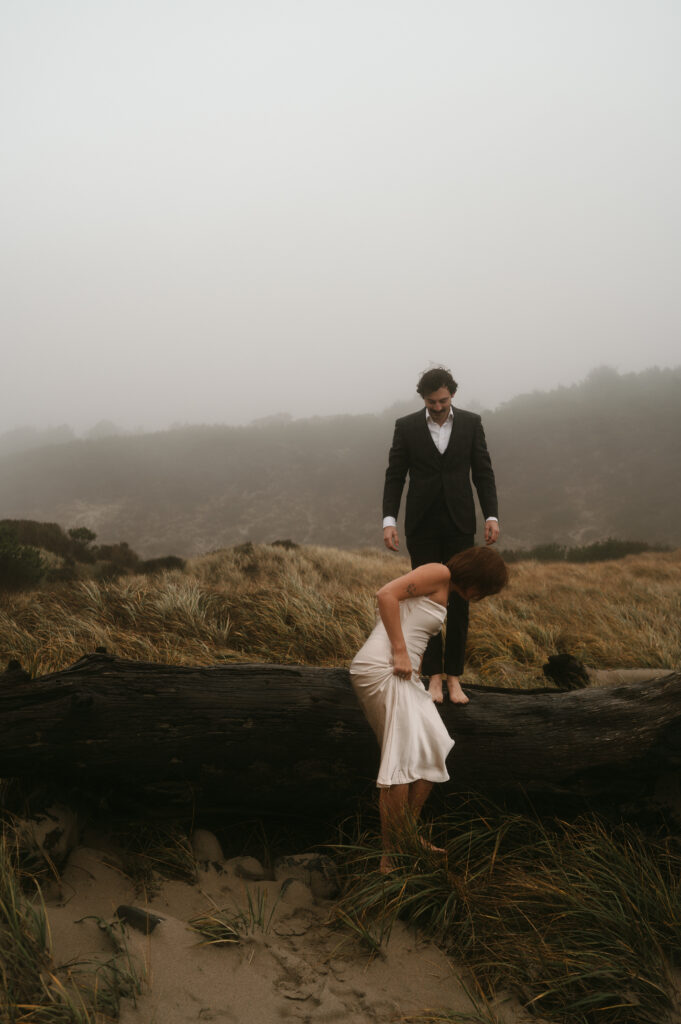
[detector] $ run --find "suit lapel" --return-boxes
[441,408,459,462]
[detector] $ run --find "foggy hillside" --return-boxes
[0,368,679,557]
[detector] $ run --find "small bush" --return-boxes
[0,519,71,556]
[138,555,186,575]
[44,561,80,583]
[0,526,44,591]
[95,541,140,570]
[0,519,104,564]
[67,525,97,563]
[93,560,128,582]
[502,542,567,563]
[67,526,97,547]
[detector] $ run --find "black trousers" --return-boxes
[406,504,474,677]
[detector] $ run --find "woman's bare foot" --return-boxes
[428,675,444,703]
[418,836,446,856]
[447,676,469,705]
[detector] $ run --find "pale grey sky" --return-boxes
[2,0,680,434]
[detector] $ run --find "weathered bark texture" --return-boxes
[1,654,679,819]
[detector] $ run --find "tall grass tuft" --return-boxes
[107,822,198,897]
[0,830,51,1020]
[334,797,681,1024]
[1,826,140,1022]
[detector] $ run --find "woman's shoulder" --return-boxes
[408,562,451,598]
[417,562,450,582]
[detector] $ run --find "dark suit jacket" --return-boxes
[382,407,498,538]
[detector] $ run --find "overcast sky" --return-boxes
[2,0,680,434]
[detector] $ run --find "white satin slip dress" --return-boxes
[349,595,455,789]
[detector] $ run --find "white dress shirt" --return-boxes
[382,408,498,529]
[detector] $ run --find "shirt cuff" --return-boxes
[382,516,397,529]
[485,517,499,522]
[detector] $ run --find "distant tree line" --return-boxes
[500,538,673,564]
[0,367,679,555]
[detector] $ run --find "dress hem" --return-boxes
[376,770,451,789]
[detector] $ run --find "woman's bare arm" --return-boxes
[376,564,450,678]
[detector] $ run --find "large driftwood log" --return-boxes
[1,654,679,819]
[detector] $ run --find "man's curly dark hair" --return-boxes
[416,366,458,397]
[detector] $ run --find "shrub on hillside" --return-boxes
[0,519,152,574]
[93,560,128,582]
[44,556,80,583]
[0,519,102,564]
[0,525,44,591]
[502,542,567,563]
[139,555,186,575]
[96,542,140,570]
[67,526,98,563]
[67,526,97,547]
[0,519,71,557]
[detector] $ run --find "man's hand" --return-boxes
[484,520,500,546]
[383,526,400,551]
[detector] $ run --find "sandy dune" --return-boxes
[41,836,525,1024]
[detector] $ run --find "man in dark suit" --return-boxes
[382,366,499,704]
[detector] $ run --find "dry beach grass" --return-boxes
[334,798,681,1024]
[1,543,681,1022]
[3,798,680,1024]
[1,543,679,681]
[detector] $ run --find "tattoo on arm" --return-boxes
[406,583,416,597]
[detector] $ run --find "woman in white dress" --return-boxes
[350,546,508,872]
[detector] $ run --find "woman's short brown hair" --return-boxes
[446,546,509,597]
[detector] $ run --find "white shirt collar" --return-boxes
[425,407,454,427]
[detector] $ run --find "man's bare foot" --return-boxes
[380,854,396,874]
[428,675,444,703]
[447,676,469,705]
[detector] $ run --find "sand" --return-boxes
[39,833,528,1024]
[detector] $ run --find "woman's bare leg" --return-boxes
[408,779,445,854]
[407,779,433,817]
[379,781,446,870]
[379,784,409,873]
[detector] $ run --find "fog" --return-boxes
[2,0,680,434]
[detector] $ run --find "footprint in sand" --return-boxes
[271,947,326,1002]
